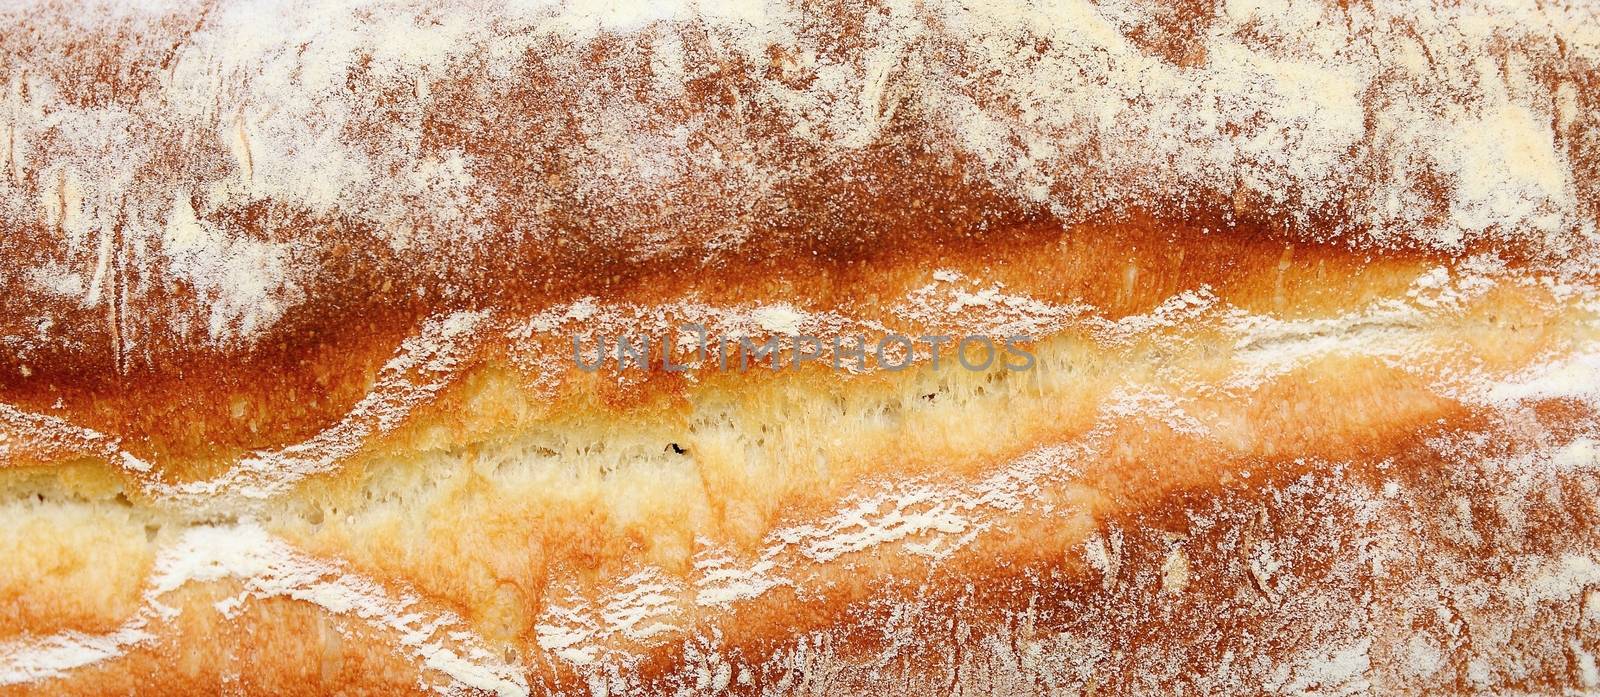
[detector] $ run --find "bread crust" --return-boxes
[2,0,1599,694]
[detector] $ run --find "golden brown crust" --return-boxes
[0,219,1475,474]
[2,0,1600,694]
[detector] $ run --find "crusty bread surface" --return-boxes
[2,1,1600,695]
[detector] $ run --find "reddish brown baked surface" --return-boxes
[1,1,1598,694]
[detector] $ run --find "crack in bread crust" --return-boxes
[2,236,1597,693]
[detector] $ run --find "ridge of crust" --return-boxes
[1,0,1597,367]
[0,219,1542,471]
[4,371,1599,695]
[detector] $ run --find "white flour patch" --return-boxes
[0,521,528,697]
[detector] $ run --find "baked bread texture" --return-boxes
[2,0,1599,695]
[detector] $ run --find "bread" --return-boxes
[1,0,1598,694]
